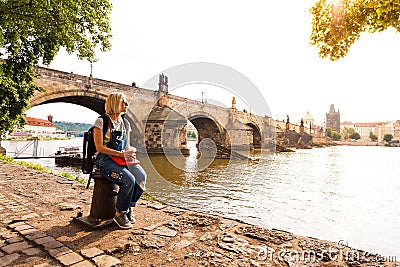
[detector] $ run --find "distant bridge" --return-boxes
[31,66,276,157]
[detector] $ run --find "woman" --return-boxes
[93,92,147,229]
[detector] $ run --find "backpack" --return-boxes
[82,114,109,175]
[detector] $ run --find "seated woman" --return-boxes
[93,92,147,229]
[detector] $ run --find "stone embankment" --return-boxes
[0,161,397,267]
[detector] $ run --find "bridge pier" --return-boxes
[225,124,254,150]
[145,106,189,155]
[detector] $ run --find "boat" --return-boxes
[55,146,82,167]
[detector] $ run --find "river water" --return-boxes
[2,139,399,258]
[2,138,88,179]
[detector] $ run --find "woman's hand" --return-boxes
[123,150,136,161]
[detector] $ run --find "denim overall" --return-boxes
[96,119,146,212]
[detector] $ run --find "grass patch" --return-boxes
[18,161,50,173]
[142,192,156,201]
[0,155,86,184]
[57,172,87,184]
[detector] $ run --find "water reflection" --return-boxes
[144,145,400,258]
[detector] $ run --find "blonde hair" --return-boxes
[105,92,126,114]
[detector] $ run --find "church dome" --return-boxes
[302,111,314,121]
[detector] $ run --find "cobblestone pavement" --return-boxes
[1,221,120,267]
[0,164,122,267]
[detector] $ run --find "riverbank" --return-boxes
[333,140,380,146]
[4,137,71,141]
[0,162,396,266]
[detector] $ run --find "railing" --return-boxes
[12,138,39,158]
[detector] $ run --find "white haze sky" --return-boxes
[27,0,400,125]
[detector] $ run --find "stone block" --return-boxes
[147,203,166,210]
[19,228,40,236]
[0,253,20,266]
[48,246,73,257]
[14,224,33,232]
[80,247,104,258]
[92,254,121,267]
[6,236,24,243]
[153,226,177,237]
[42,240,64,250]
[34,236,56,245]
[25,231,47,241]
[56,252,84,266]
[140,235,168,249]
[1,241,32,254]
[33,263,54,267]
[22,247,42,256]
[70,260,95,267]
[7,221,26,229]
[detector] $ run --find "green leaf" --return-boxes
[0,0,112,138]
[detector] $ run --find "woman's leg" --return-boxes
[98,158,135,212]
[128,164,147,206]
[131,183,144,207]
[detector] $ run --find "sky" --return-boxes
[27,0,400,125]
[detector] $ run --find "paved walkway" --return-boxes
[1,221,120,266]
[0,164,121,267]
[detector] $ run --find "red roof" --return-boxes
[341,121,354,125]
[25,117,55,128]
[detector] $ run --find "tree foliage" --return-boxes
[326,127,333,137]
[341,127,361,140]
[310,0,400,60]
[0,0,112,138]
[369,131,378,141]
[331,131,342,140]
[53,121,92,132]
[350,132,361,140]
[383,133,393,142]
[341,126,355,139]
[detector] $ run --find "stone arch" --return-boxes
[29,90,108,114]
[188,113,230,148]
[29,91,144,148]
[246,123,262,148]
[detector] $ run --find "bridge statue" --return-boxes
[231,96,236,109]
[285,115,290,132]
[157,73,169,107]
[299,118,304,134]
[158,73,168,93]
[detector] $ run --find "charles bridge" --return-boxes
[29,66,314,157]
